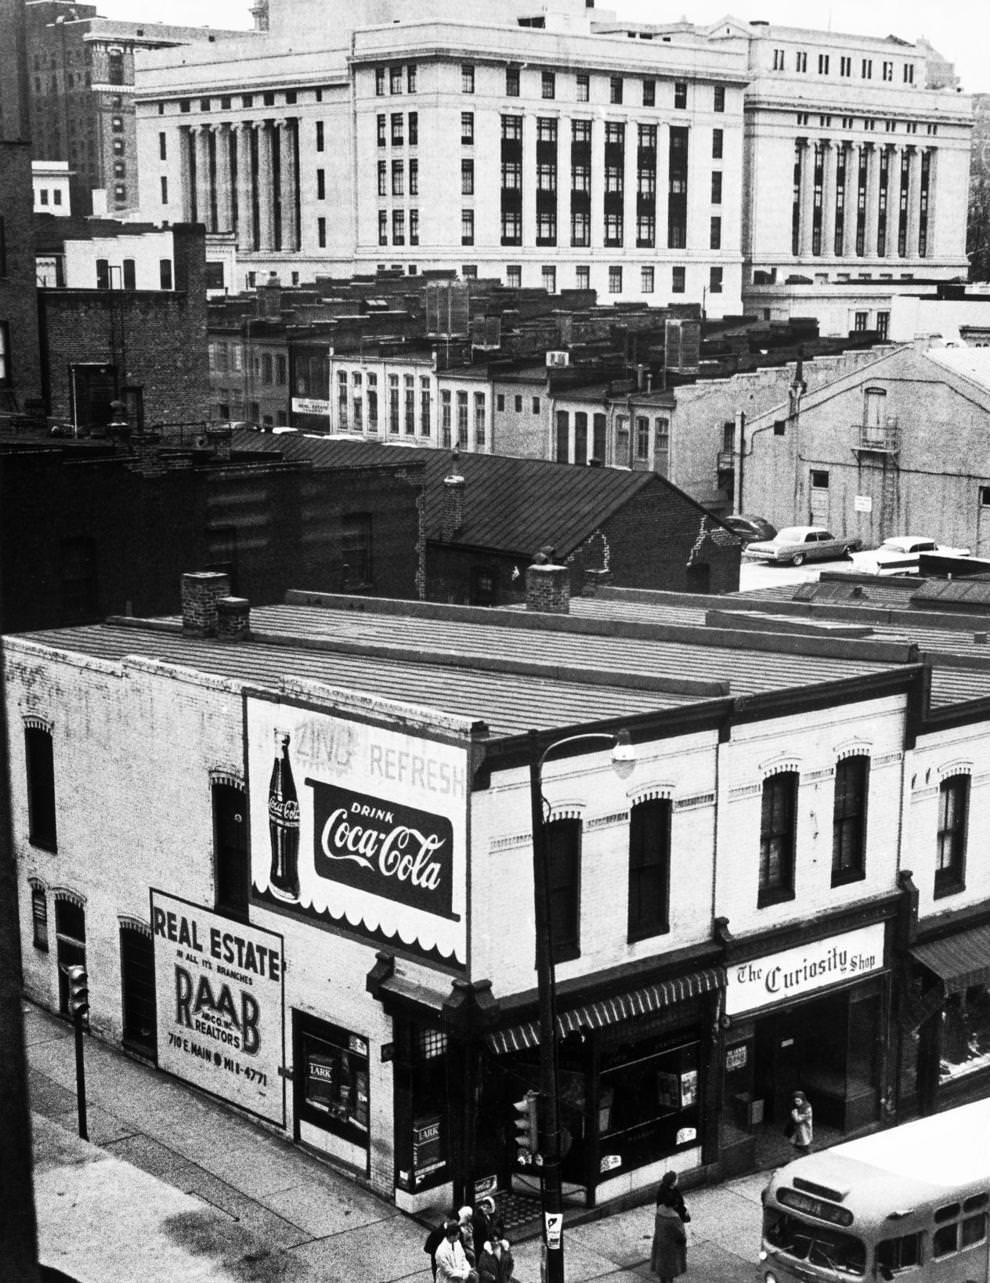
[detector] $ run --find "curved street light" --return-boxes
[527,727,636,1283]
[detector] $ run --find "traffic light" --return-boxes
[66,965,89,1018]
[513,1089,539,1165]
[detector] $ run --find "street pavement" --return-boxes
[26,1003,768,1283]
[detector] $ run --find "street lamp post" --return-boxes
[528,727,635,1283]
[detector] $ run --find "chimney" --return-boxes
[216,596,251,642]
[440,450,465,541]
[181,571,231,636]
[525,562,571,614]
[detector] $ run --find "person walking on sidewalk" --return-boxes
[435,1219,480,1283]
[651,1182,688,1282]
[788,1090,814,1156]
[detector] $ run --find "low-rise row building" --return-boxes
[8,570,990,1215]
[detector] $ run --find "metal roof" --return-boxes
[230,430,676,558]
[15,592,902,743]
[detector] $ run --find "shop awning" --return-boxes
[910,923,990,994]
[485,966,725,1056]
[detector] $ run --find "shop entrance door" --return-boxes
[754,1015,801,1128]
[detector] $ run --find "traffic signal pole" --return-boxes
[73,1004,87,1141]
[66,965,89,1140]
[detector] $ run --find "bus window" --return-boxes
[876,1233,922,1273]
[933,1222,958,1258]
[765,1211,866,1276]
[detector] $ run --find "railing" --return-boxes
[854,420,900,452]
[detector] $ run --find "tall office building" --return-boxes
[134,0,971,316]
[26,0,247,215]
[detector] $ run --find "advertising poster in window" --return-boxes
[150,890,285,1125]
[246,695,469,969]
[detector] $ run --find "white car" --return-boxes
[850,536,972,576]
[745,525,862,566]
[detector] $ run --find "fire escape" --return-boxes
[852,417,900,539]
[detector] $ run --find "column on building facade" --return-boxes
[589,115,605,252]
[213,124,233,233]
[840,142,856,259]
[521,113,538,248]
[194,125,213,232]
[863,142,880,258]
[277,118,299,252]
[179,126,194,223]
[820,140,836,260]
[906,145,922,262]
[883,144,898,258]
[798,138,815,258]
[922,147,937,258]
[234,122,256,250]
[255,120,276,252]
[654,120,670,263]
[623,116,638,264]
[557,115,572,265]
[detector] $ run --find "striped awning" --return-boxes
[485,966,725,1056]
[911,924,990,994]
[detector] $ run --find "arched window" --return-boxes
[759,771,798,906]
[832,755,869,886]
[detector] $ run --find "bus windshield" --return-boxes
[765,1209,867,1277]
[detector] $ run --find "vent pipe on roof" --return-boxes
[440,449,466,541]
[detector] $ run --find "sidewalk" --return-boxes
[26,999,767,1281]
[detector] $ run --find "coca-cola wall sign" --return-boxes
[150,890,285,1126]
[247,696,469,969]
[309,781,456,919]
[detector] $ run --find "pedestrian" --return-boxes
[424,1209,457,1281]
[789,1090,814,1156]
[657,1170,690,1224]
[650,1194,687,1282]
[471,1196,502,1261]
[435,1219,480,1283]
[477,1235,514,1283]
[457,1205,478,1265]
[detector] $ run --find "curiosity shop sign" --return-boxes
[725,923,885,1017]
[309,781,456,918]
[151,891,285,1125]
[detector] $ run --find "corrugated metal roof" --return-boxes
[15,595,899,742]
[231,429,669,557]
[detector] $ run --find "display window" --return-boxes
[597,1036,700,1173]
[939,985,990,1084]
[298,1018,369,1149]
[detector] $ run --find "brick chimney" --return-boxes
[181,571,231,636]
[440,450,465,541]
[525,562,571,614]
[216,596,251,642]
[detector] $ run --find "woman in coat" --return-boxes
[476,1236,514,1283]
[789,1091,814,1156]
[650,1197,688,1281]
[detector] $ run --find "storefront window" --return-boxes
[300,1021,369,1147]
[598,1036,699,1174]
[939,985,990,1083]
[412,1028,448,1186]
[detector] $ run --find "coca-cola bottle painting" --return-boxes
[268,730,300,902]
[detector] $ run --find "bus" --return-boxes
[759,1099,990,1281]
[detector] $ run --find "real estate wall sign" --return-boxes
[151,890,285,1125]
[247,695,469,969]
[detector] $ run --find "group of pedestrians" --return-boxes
[650,1090,815,1281]
[424,1197,515,1283]
[425,1090,816,1282]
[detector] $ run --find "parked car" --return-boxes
[722,514,778,545]
[850,535,972,576]
[745,525,862,566]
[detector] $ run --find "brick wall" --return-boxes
[0,142,43,410]
[39,224,209,427]
[0,450,422,632]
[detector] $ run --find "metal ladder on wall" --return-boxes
[878,457,898,540]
